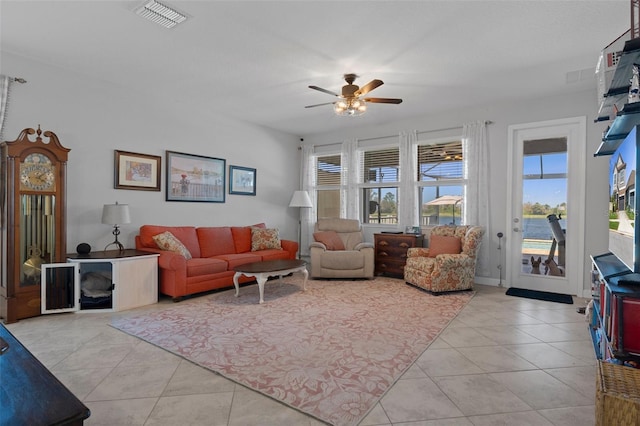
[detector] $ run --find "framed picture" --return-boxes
[166,151,226,202]
[229,165,256,196]
[114,150,161,191]
[405,226,421,235]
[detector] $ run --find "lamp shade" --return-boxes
[101,202,131,225]
[289,191,312,208]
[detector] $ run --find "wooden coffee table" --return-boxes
[233,259,308,304]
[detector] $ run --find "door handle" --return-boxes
[513,228,520,232]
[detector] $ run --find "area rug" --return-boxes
[506,287,573,304]
[110,277,473,426]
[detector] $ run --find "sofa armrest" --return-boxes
[280,239,298,259]
[434,253,473,269]
[407,247,430,258]
[310,242,327,251]
[354,242,374,251]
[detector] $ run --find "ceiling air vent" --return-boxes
[135,0,188,29]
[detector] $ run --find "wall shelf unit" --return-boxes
[596,37,640,157]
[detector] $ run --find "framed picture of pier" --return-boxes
[166,151,226,203]
[114,150,161,191]
[229,165,256,196]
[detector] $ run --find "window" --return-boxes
[417,140,465,225]
[315,154,341,218]
[361,147,399,224]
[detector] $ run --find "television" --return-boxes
[609,126,640,273]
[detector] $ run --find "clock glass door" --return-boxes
[20,194,56,288]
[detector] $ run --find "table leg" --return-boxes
[256,273,267,304]
[233,272,241,297]
[301,268,308,291]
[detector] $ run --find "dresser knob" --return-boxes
[379,252,388,257]
[379,241,389,246]
[399,243,409,248]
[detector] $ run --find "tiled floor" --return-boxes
[5,283,597,426]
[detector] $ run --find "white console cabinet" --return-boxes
[41,249,158,314]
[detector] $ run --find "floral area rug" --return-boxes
[110,276,473,426]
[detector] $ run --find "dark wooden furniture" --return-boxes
[374,233,424,277]
[0,324,90,425]
[1,126,70,324]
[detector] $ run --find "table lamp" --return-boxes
[102,201,131,251]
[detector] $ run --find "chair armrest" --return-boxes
[310,242,327,251]
[407,247,430,258]
[354,242,374,250]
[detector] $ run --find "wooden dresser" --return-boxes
[374,233,424,277]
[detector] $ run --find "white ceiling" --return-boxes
[0,1,632,136]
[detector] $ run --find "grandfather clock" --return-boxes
[0,126,69,323]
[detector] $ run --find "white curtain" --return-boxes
[399,130,418,229]
[300,145,315,257]
[0,75,12,140]
[463,120,491,276]
[342,138,359,219]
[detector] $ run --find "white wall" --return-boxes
[2,51,611,295]
[1,52,302,251]
[304,89,611,295]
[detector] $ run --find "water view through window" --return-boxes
[521,139,567,275]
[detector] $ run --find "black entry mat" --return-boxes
[505,287,573,304]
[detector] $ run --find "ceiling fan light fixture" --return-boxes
[334,98,366,116]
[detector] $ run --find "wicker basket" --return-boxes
[596,361,640,426]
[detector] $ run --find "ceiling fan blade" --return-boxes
[309,85,340,97]
[355,79,383,96]
[364,97,403,104]
[304,102,336,108]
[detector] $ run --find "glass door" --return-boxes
[507,118,586,296]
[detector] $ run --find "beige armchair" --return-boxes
[404,225,484,293]
[309,218,374,279]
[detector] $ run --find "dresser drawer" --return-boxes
[374,234,423,277]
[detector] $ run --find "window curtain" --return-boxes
[399,130,418,229]
[300,144,315,257]
[342,138,359,219]
[0,75,12,140]
[463,120,490,276]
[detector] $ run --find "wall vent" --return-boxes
[135,0,188,29]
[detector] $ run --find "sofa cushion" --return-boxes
[213,253,262,269]
[231,223,266,253]
[313,231,346,251]
[139,225,201,258]
[153,231,193,259]
[428,235,462,257]
[256,249,291,261]
[320,250,364,269]
[186,258,228,277]
[197,227,236,257]
[251,227,281,251]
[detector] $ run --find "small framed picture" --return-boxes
[114,150,161,191]
[229,165,256,196]
[405,226,421,235]
[166,151,226,202]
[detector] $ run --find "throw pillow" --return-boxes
[313,231,346,251]
[251,227,281,251]
[428,234,462,257]
[152,231,193,259]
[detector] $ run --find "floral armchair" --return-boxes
[404,225,484,294]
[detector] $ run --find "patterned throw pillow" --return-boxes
[251,228,281,251]
[428,234,462,257]
[313,231,346,251]
[152,231,193,259]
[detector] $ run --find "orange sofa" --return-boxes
[135,224,297,300]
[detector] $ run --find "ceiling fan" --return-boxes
[305,74,403,116]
